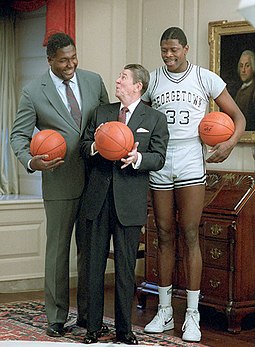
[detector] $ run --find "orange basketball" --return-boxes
[199,112,235,146]
[95,121,134,161]
[30,129,67,161]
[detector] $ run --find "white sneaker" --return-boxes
[144,305,174,333]
[182,308,201,342]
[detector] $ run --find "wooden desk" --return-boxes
[137,170,255,333]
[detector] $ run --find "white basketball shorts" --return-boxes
[149,137,206,190]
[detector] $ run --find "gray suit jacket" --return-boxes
[80,101,169,226]
[10,68,109,200]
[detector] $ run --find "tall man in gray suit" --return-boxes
[10,33,109,337]
[80,64,169,344]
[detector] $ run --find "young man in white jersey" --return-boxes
[142,27,246,342]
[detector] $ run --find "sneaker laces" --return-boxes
[150,306,172,324]
[150,308,165,324]
[182,309,200,332]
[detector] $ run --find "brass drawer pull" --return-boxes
[209,279,221,288]
[152,238,158,249]
[152,268,158,277]
[210,248,223,259]
[210,224,222,236]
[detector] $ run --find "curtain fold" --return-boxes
[10,0,75,46]
[11,0,46,12]
[11,0,76,45]
[43,0,76,45]
[0,16,19,195]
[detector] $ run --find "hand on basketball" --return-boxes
[30,155,64,171]
[206,140,234,163]
[94,123,106,136]
[121,142,139,169]
[93,123,106,152]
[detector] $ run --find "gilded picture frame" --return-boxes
[208,20,255,143]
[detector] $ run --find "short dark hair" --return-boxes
[160,27,187,47]
[46,33,75,58]
[124,64,150,95]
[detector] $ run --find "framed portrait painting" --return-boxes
[208,20,255,143]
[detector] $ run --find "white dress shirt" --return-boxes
[119,99,142,168]
[49,69,82,111]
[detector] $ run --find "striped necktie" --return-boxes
[63,80,82,128]
[118,107,129,124]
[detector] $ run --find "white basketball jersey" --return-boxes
[142,62,226,140]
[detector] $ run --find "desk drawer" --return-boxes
[200,219,234,240]
[201,238,230,269]
[201,266,230,300]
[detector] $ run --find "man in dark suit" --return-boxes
[10,33,109,337]
[80,64,169,344]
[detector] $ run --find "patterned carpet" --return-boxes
[0,301,209,346]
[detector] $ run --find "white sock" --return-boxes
[158,285,172,307]
[186,289,200,310]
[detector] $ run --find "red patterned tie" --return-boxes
[63,80,82,128]
[118,107,129,124]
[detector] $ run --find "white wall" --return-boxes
[0,197,46,292]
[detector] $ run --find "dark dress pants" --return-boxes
[86,187,141,333]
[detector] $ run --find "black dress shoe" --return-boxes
[46,323,65,337]
[116,331,138,345]
[83,330,102,344]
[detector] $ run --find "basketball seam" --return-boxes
[45,142,66,153]
[99,126,131,151]
[32,133,57,155]
[199,123,234,132]
[97,124,134,151]
[95,122,134,160]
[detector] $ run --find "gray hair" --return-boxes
[237,50,255,75]
[124,64,150,95]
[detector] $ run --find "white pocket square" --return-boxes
[136,128,149,133]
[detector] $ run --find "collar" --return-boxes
[49,69,78,88]
[120,98,141,114]
[241,80,253,90]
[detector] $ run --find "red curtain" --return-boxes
[11,0,76,46]
[11,0,46,12]
[43,0,76,46]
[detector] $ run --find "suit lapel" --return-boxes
[107,103,121,122]
[106,101,146,128]
[76,70,90,132]
[99,101,145,131]
[127,101,145,131]
[41,72,79,132]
